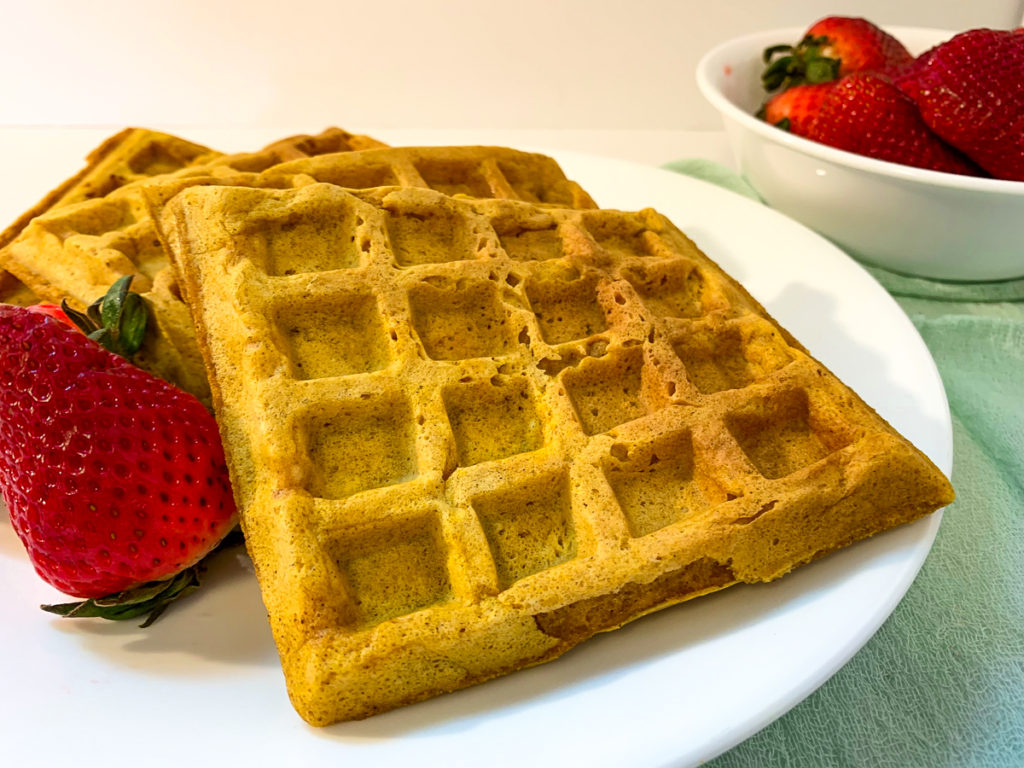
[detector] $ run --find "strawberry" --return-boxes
[891,46,938,103]
[25,302,78,330]
[762,16,914,91]
[897,28,1024,181]
[758,81,834,137]
[0,280,237,624]
[808,72,983,176]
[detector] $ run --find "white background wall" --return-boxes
[3,1,1023,132]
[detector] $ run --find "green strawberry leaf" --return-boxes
[60,302,96,335]
[40,528,245,627]
[42,567,201,627]
[61,275,149,359]
[761,34,841,92]
[762,43,795,64]
[98,274,131,330]
[118,291,149,355]
[761,54,796,91]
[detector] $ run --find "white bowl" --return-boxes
[696,26,1024,282]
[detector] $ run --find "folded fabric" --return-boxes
[661,160,1024,768]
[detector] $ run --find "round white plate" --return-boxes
[0,145,952,768]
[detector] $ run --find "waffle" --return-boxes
[0,143,591,403]
[0,128,218,307]
[0,125,386,252]
[0,127,387,400]
[0,271,39,306]
[257,145,596,209]
[0,127,215,253]
[0,126,385,307]
[161,181,954,725]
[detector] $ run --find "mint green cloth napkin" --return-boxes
[662,159,1024,767]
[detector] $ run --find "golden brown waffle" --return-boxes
[0,144,592,403]
[0,125,386,310]
[258,145,596,209]
[0,128,217,307]
[161,181,954,725]
[0,271,39,306]
[0,127,215,253]
[0,125,386,252]
[0,128,389,401]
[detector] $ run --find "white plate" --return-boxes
[0,142,952,768]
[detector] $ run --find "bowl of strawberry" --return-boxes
[696,17,1024,282]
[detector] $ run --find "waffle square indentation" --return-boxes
[563,347,646,435]
[623,261,707,319]
[525,275,608,345]
[496,161,571,205]
[386,205,476,266]
[302,395,417,499]
[603,430,708,537]
[260,205,363,276]
[582,211,650,260]
[472,471,576,589]
[443,377,543,467]
[335,514,452,629]
[127,140,198,176]
[726,389,853,479]
[414,159,493,198]
[42,199,131,239]
[408,281,513,360]
[497,225,564,262]
[273,294,391,379]
[672,324,793,394]
[313,163,399,189]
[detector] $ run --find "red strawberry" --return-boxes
[25,302,77,330]
[759,81,834,136]
[0,285,236,624]
[891,46,939,103]
[898,28,1024,181]
[804,16,914,74]
[808,72,984,176]
[762,16,913,91]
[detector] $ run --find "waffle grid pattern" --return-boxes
[0,144,592,402]
[0,128,216,305]
[165,182,953,724]
[0,126,381,307]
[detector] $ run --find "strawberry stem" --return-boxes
[61,275,149,359]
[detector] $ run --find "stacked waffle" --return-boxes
[3,128,954,725]
[0,131,588,403]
